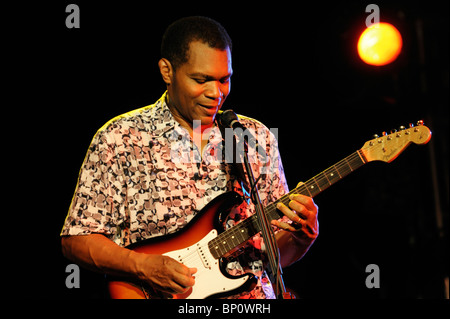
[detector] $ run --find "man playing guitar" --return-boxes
[61,16,319,299]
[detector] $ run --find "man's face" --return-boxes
[166,41,232,129]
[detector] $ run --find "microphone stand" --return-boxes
[240,135,290,299]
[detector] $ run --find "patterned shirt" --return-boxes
[61,92,289,298]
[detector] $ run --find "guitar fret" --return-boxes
[307,179,320,194]
[300,184,313,197]
[229,225,246,246]
[316,174,332,191]
[209,218,257,259]
[325,167,340,184]
[339,159,353,177]
[347,159,354,170]
[333,164,342,178]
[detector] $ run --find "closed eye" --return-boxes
[190,72,232,85]
[193,78,207,84]
[220,76,231,84]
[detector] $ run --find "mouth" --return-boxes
[198,103,219,115]
[199,103,218,109]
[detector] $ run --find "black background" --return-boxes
[5,1,448,299]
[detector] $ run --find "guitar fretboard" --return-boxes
[208,150,366,259]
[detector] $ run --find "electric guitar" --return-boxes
[107,122,432,299]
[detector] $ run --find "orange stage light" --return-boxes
[357,22,403,66]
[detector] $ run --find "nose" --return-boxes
[204,81,223,101]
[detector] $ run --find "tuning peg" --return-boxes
[382,131,388,136]
[372,134,379,139]
[409,123,415,128]
[417,120,424,126]
[399,125,406,130]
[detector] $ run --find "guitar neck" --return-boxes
[272,149,366,209]
[209,150,367,259]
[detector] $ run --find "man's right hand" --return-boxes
[135,254,197,294]
[61,234,196,296]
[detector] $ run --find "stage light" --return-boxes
[357,22,402,66]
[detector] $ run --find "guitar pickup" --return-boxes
[197,243,211,269]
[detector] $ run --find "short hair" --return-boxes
[161,16,232,70]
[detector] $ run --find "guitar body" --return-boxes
[107,191,257,299]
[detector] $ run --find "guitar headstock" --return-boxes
[360,121,432,163]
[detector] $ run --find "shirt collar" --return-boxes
[153,91,223,144]
[151,91,183,138]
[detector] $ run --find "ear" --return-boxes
[158,58,174,85]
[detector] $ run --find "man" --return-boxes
[61,16,318,299]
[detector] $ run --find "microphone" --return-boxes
[218,109,246,131]
[217,109,267,161]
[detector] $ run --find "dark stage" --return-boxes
[4,1,448,300]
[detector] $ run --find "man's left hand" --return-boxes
[272,190,319,241]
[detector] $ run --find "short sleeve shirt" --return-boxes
[61,92,289,298]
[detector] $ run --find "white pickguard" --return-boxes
[163,229,251,299]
